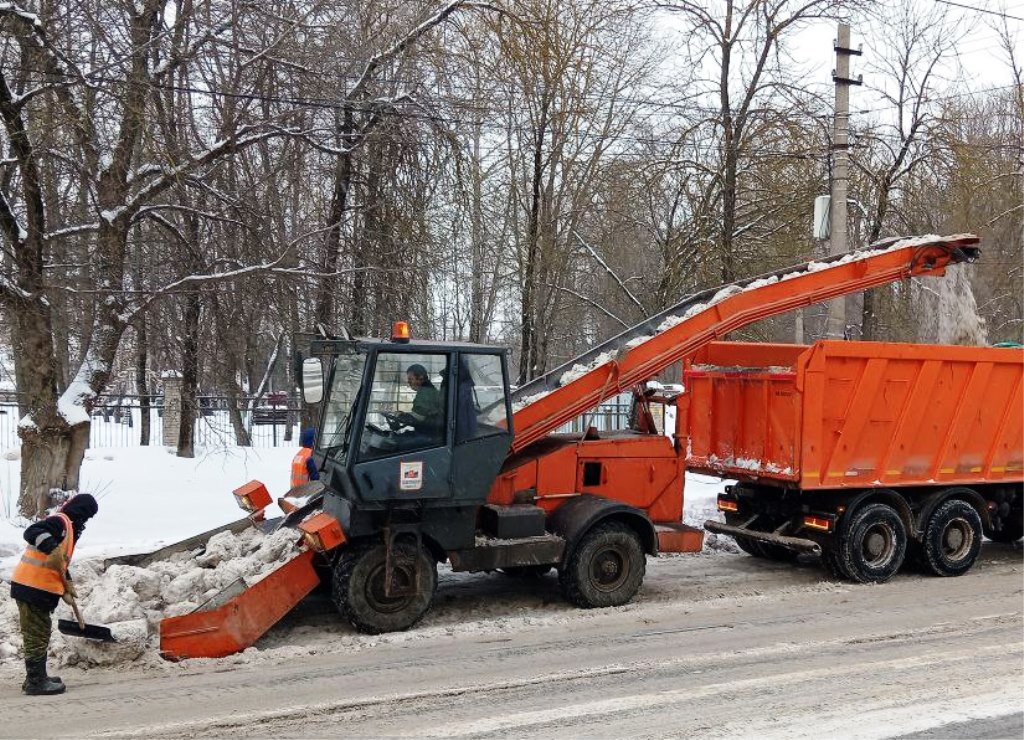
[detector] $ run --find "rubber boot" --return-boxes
[21,658,65,696]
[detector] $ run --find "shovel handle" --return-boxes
[59,571,86,630]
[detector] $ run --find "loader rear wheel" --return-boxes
[559,521,645,609]
[837,503,907,584]
[332,542,437,634]
[922,499,982,577]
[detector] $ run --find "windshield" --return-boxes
[318,348,366,461]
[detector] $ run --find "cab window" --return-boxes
[359,353,448,461]
[455,353,509,444]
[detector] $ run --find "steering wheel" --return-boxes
[382,411,405,429]
[365,422,390,436]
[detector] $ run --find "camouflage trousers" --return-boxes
[17,601,51,661]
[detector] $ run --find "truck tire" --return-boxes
[821,548,849,580]
[559,521,646,608]
[837,503,907,584]
[922,499,983,577]
[332,542,437,634]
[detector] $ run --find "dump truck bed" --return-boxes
[685,341,1024,490]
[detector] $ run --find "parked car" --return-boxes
[252,391,289,425]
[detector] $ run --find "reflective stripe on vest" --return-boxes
[11,512,75,596]
[290,448,312,489]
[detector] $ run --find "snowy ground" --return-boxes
[0,445,296,573]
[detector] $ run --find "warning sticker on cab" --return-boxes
[399,461,423,491]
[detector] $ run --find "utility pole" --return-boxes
[826,23,862,339]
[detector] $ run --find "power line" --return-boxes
[934,0,1024,21]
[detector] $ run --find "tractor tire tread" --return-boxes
[559,521,646,609]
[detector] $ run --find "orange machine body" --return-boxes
[488,432,688,525]
[685,340,1024,490]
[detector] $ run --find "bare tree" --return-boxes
[0,0,303,514]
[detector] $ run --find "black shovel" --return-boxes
[56,573,117,643]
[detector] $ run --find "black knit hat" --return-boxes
[61,493,99,522]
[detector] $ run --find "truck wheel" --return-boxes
[837,503,907,584]
[332,542,437,634]
[821,548,849,580]
[922,499,983,577]
[559,521,646,608]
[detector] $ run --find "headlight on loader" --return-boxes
[233,480,272,514]
[298,512,346,552]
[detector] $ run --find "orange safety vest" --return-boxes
[11,512,75,596]
[290,448,312,489]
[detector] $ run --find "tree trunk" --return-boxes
[177,291,201,458]
[316,107,355,331]
[135,320,151,446]
[518,98,550,385]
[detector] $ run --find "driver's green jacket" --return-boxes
[410,386,442,430]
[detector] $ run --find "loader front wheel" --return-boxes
[559,521,645,608]
[332,542,437,634]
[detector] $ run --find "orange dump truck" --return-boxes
[689,340,1024,582]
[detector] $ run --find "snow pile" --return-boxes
[0,526,301,668]
[683,472,738,554]
[1,445,294,579]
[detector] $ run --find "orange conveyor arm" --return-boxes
[509,234,981,453]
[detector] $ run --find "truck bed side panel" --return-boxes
[686,341,1024,489]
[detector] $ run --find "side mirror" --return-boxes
[302,357,324,404]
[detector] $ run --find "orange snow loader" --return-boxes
[158,234,1019,660]
[689,339,1023,579]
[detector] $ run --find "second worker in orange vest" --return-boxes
[290,427,320,490]
[9,493,99,696]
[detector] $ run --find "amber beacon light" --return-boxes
[391,321,411,342]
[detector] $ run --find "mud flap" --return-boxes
[158,550,319,660]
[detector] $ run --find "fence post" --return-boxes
[162,372,182,446]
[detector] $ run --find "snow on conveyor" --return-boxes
[512,234,949,413]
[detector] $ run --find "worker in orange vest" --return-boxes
[9,493,98,695]
[290,427,319,490]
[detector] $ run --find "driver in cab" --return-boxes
[389,364,443,446]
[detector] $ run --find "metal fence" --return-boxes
[0,395,301,450]
[0,393,640,449]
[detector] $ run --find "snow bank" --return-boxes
[0,445,294,578]
[0,526,301,668]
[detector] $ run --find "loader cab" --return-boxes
[304,331,514,517]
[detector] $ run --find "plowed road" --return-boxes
[2,544,1022,739]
